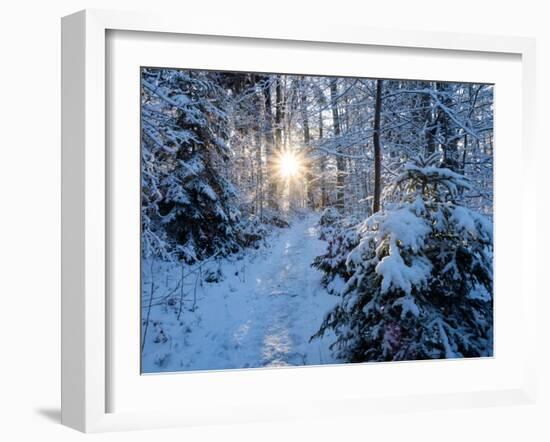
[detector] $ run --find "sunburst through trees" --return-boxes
[140,67,494,373]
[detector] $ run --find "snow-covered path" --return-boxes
[142,213,339,373]
[239,214,335,368]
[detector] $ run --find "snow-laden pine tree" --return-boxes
[141,68,242,262]
[312,154,493,362]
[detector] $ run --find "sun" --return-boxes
[278,150,301,178]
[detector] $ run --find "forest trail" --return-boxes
[141,212,340,373]
[247,213,335,367]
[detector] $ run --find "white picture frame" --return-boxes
[61,9,538,433]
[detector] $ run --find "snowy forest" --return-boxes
[140,67,494,373]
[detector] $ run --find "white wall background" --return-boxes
[0,1,547,440]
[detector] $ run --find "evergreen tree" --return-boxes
[141,68,241,262]
[312,154,493,361]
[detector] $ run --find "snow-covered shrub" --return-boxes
[317,207,343,242]
[313,217,360,293]
[237,215,272,249]
[318,207,341,227]
[203,266,225,283]
[260,207,290,229]
[312,154,493,362]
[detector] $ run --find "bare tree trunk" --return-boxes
[422,81,437,156]
[275,76,284,150]
[437,82,459,170]
[317,84,328,208]
[274,76,290,209]
[254,127,264,217]
[372,79,383,214]
[262,80,278,210]
[330,78,345,211]
[300,77,314,209]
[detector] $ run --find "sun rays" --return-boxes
[278,151,300,177]
[275,149,304,179]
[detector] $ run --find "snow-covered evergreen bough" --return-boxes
[312,154,493,362]
[141,68,269,263]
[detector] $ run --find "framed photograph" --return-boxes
[61,9,537,432]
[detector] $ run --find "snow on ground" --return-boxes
[141,212,340,373]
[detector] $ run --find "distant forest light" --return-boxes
[277,150,301,178]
